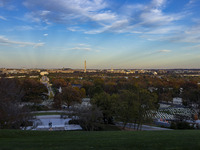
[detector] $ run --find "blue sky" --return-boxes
[0,0,200,69]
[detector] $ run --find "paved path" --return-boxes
[34,115,82,131]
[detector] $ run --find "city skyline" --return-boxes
[0,0,200,69]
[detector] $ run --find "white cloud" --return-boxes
[89,11,117,22]
[163,24,200,43]
[85,19,132,34]
[67,27,77,32]
[78,43,90,47]
[0,36,44,48]
[15,25,34,31]
[0,15,6,20]
[0,0,16,10]
[22,0,196,44]
[71,47,91,51]
[8,25,48,31]
[146,26,184,34]
[140,9,181,26]
[24,12,42,23]
[189,45,200,49]
[43,34,48,36]
[151,0,166,8]
[158,49,171,53]
[69,43,101,52]
[67,26,84,32]
[185,24,200,35]
[185,0,197,9]
[23,0,110,24]
[70,43,92,51]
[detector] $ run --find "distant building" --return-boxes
[173,97,183,105]
[29,76,39,78]
[74,98,91,108]
[81,98,91,107]
[58,87,62,93]
[153,72,158,75]
[159,102,171,108]
[47,69,74,73]
[40,71,49,76]
[72,84,82,89]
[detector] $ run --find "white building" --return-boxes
[173,97,183,105]
[40,71,49,76]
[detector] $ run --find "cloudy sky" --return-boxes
[0,0,200,69]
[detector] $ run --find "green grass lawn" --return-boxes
[0,130,200,150]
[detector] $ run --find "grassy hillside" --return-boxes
[0,130,200,150]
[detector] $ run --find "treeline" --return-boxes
[51,75,200,130]
[1,75,200,130]
[51,75,200,104]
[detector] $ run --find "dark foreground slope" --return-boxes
[0,130,200,150]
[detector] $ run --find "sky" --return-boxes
[0,0,200,69]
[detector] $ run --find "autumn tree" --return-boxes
[51,78,68,88]
[54,86,81,109]
[21,79,48,104]
[82,80,94,96]
[104,81,117,94]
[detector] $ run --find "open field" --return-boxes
[0,130,200,150]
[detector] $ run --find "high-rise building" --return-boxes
[84,60,86,73]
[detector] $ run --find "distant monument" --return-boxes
[84,60,86,73]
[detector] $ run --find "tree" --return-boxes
[80,88,86,98]
[54,86,81,109]
[115,90,139,129]
[0,99,32,129]
[114,89,158,130]
[181,81,200,106]
[0,78,32,129]
[70,105,103,131]
[82,80,94,96]
[91,92,116,124]
[51,78,68,88]
[89,85,104,98]
[181,81,200,118]
[104,81,117,94]
[74,87,86,98]
[171,114,194,129]
[21,79,48,103]
[134,89,158,130]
